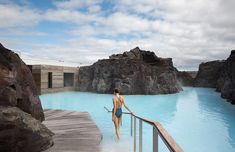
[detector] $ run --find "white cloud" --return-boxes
[0,0,234,70]
[53,0,102,10]
[88,5,102,14]
[0,29,48,37]
[69,25,96,37]
[0,4,41,28]
[106,12,150,34]
[114,0,159,14]
[44,9,104,25]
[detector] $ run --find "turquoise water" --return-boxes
[40,87,235,152]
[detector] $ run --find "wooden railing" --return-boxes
[104,107,183,152]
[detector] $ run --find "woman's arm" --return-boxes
[122,97,132,113]
[112,99,116,121]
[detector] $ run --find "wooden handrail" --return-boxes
[104,106,183,152]
[154,122,183,152]
[132,113,183,152]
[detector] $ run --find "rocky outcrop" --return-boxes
[216,50,235,104]
[177,71,195,86]
[0,107,54,152]
[0,44,44,121]
[192,50,235,104]
[194,60,225,87]
[78,47,182,94]
[0,43,53,151]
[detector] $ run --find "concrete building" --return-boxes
[28,65,79,95]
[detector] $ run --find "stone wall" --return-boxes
[30,65,79,94]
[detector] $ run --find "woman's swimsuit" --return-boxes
[113,97,122,118]
[115,108,122,118]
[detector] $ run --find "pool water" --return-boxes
[40,87,235,152]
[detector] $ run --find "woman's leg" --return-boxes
[117,117,121,138]
[113,117,120,140]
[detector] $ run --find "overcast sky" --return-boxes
[0,0,234,70]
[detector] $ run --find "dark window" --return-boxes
[64,73,74,87]
[48,72,52,88]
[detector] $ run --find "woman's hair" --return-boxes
[114,88,120,94]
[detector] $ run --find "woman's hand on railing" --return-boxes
[129,111,134,115]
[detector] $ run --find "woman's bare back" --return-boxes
[114,96,123,109]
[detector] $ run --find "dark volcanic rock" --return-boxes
[191,50,235,104]
[177,71,194,86]
[78,47,182,94]
[194,60,225,87]
[0,43,53,151]
[216,50,235,104]
[0,43,44,121]
[0,106,54,152]
[78,66,94,91]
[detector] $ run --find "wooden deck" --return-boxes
[43,109,102,152]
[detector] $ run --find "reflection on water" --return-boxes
[40,87,235,152]
[196,88,235,151]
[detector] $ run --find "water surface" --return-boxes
[40,87,235,152]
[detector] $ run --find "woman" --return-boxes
[112,88,132,140]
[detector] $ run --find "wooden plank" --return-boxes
[43,109,102,152]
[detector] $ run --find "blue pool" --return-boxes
[40,87,235,152]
